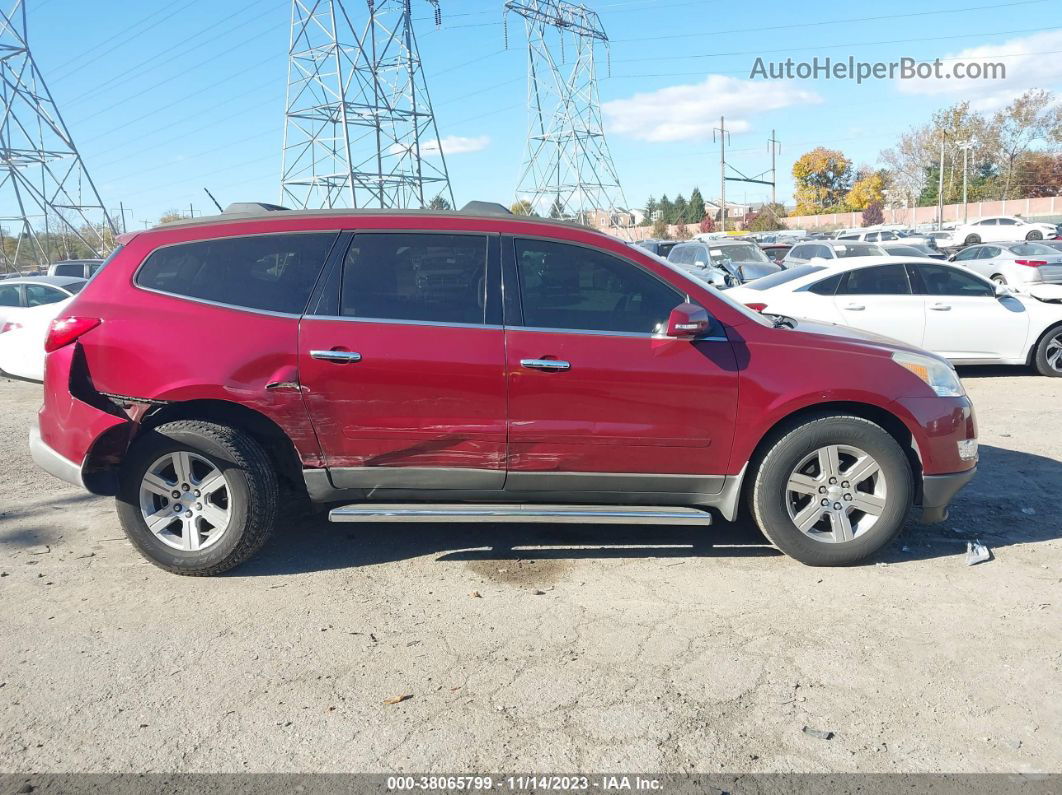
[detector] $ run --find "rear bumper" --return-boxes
[919,466,977,523]
[29,420,85,488]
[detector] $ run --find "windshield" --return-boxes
[1007,242,1057,256]
[746,265,826,291]
[834,242,885,257]
[708,242,769,264]
[883,245,925,257]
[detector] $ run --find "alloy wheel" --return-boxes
[138,451,231,551]
[785,444,887,543]
[1045,332,1062,374]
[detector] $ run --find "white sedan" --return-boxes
[0,297,72,381]
[951,216,1058,246]
[726,256,1062,377]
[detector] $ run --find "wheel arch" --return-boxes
[1027,320,1062,366]
[739,401,923,515]
[82,398,306,498]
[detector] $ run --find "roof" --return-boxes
[0,274,87,288]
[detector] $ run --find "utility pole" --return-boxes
[937,129,947,230]
[713,116,730,231]
[958,140,974,223]
[767,129,781,206]
[118,202,132,234]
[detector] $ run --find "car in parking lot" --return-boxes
[47,259,105,279]
[759,242,792,265]
[666,239,781,286]
[880,241,947,260]
[30,203,977,575]
[634,239,679,259]
[725,257,1062,376]
[0,275,87,328]
[950,241,1062,288]
[951,216,1058,245]
[782,240,885,266]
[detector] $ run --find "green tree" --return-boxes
[688,188,706,223]
[672,194,688,224]
[643,196,657,226]
[658,194,673,225]
[427,195,452,211]
[548,198,565,219]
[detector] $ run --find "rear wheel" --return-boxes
[1033,326,1062,377]
[1026,230,1043,241]
[751,416,913,565]
[991,274,1008,286]
[116,420,278,575]
[964,234,981,245]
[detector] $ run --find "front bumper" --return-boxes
[919,466,977,523]
[29,420,85,489]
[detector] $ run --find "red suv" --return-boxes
[30,204,977,574]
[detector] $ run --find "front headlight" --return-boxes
[892,352,965,397]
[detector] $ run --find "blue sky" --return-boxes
[25,0,1062,227]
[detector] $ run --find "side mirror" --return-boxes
[665,302,712,339]
[994,282,1011,297]
[694,259,707,268]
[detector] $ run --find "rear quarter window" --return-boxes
[136,232,337,314]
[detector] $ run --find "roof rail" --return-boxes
[222,202,290,214]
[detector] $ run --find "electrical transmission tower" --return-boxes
[504,0,627,225]
[280,0,455,210]
[0,0,114,271]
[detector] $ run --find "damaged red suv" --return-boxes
[31,203,977,574]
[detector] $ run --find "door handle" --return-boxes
[929,303,952,311]
[843,303,865,311]
[520,358,570,371]
[310,350,362,363]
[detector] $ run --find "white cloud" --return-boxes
[389,135,491,157]
[896,30,1062,110]
[602,74,821,143]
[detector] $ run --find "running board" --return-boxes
[328,504,712,525]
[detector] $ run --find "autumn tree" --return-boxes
[157,210,184,225]
[1016,152,1062,198]
[510,199,535,216]
[993,89,1062,198]
[651,217,670,239]
[698,216,715,234]
[673,221,692,240]
[428,195,452,210]
[846,168,888,210]
[792,148,853,214]
[861,201,885,227]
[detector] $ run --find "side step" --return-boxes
[328,503,712,525]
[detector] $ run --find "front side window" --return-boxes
[0,285,19,306]
[514,239,683,335]
[137,233,337,314]
[839,264,911,295]
[908,264,992,297]
[953,246,981,261]
[341,233,488,325]
[25,285,67,306]
[997,218,1017,226]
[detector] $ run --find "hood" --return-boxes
[783,317,942,360]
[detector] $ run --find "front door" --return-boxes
[832,263,925,347]
[503,237,739,494]
[299,231,507,490]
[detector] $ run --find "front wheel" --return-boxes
[750,416,913,565]
[991,274,1008,286]
[116,420,278,575]
[1034,326,1062,377]
[1026,230,1043,241]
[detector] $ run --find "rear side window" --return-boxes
[0,285,19,306]
[137,233,337,314]
[52,263,84,277]
[908,264,992,297]
[839,264,911,295]
[25,285,68,306]
[340,233,488,325]
[807,273,844,295]
[514,239,682,334]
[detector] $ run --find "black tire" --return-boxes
[991,274,1007,286]
[750,415,913,566]
[964,234,980,245]
[116,420,278,575]
[1033,325,1062,377]
[1026,230,1043,241]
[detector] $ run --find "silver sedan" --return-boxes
[949,241,1062,289]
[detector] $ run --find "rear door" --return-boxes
[503,236,738,489]
[298,231,507,490]
[832,263,925,346]
[909,262,1028,360]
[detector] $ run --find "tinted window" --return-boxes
[657,242,678,258]
[909,264,992,297]
[25,285,67,306]
[883,245,924,257]
[0,285,19,306]
[1008,242,1056,256]
[787,245,809,260]
[340,233,488,325]
[515,239,682,334]
[53,263,84,277]
[748,264,826,291]
[807,273,844,295]
[839,264,911,295]
[982,246,1002,258]
[137,233,336,314]
[997,218,1017,225]
[715,243,769,263]
[65,281,86,294]
[834,242,884,258]
[953,246,981,261]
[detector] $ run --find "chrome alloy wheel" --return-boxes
[785,444,886,543]
[139,451,231,551]
[1045,331,1062,373]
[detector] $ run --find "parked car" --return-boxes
[31,203,977,574]
[783,240,885,266]
[0,275,87,328]
[951,216,1058,246]
[725,257,1062,376]
[1032,239,1062,254]
[879,241,947,260]
[634,239,679,259]
[836,229,902,243]
[0,297,74,381]
[759,243,792,265]
[949,241,1062,288]
[48,259,104,279]
[667,239,782,286]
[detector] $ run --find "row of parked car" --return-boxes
[634,221,1062,378]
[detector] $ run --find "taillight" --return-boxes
[1013,259,1047,267]
[0,321,22,334]
[44,316,100,352]
[745,303,768,312]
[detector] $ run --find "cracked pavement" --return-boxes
[0,372,1059,773]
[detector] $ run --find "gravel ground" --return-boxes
[0,371,1059,774]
